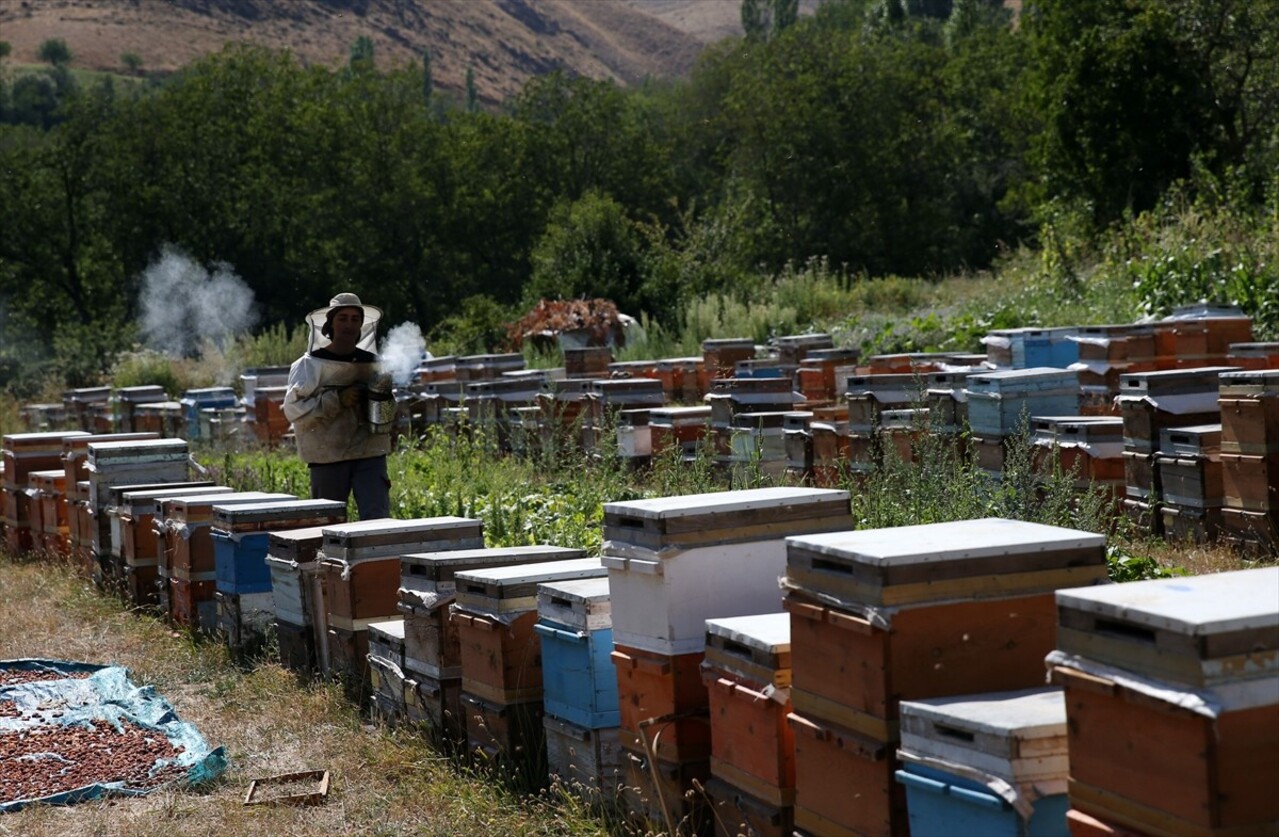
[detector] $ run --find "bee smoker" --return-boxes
[365,373,396,434]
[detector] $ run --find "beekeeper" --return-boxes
[283,292,392,519]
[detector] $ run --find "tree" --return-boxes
[525,191,647,314]
[465,66,477,112]
[121,52,143,75]
[742,0,769,41]
[0,41,12,61]
[349,36,374,72]
[422,47,432,106]
[773,0,800,34]
[37,38,72,67]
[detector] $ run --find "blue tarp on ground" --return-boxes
[0,658,226,813]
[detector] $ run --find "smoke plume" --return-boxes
[379,322,426,386]
[139,246,258,357]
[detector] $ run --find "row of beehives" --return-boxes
[1,432,1276,837]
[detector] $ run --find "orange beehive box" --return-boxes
[702,613,795,803]
[163,491,289,576]
[452,609,543,704]
[612,643,711,763]
[170,575,217,632]
[1064,808,1151,837]
[321,554,402,626]
[461,692,546,775]
[705,774,792,837]
[1153,317,1253,360]
[1052,665,1279,835]
[788,711,907,837]
[1221,452,1279,512]
[617,740,711,835]
[1218,394,1279,455]
[1225,342,1279,370]
[123,564,161,609]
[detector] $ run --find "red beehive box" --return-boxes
[612,642,711,763]
[322,555,402,628]
[165,492,292,577]
[788,711,907,837]
[170,575,218,632]
[702,613,795,804]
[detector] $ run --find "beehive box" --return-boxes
[461,691,547,781]
[453,559,607,704]
[1116,367,1237,452]
[706,377,798,432]
[786,517,1107,609]
[726,411,790,477]
[535,576,618,729]
[845,374,919,432]
[783,411,815,479]
[3,431,90,489]
[655,356,706,403]
[164,492,294,578]
[274,618,316,675]
[1031,417,1125,488]
[30,469,67,550]
[404,672,465,748]
[1219,370,1279,455]
[85,438,191,511]
[1152,316,1253,366]
[211,499,348,595]
[1054,566,1279,689]
[1221,452,1279,512]
[368,651,407,726]
[601,487,852,655]
[544,715,624,802]
[1051,662,1278,835]
[115,483,222,567]
[797,348,861,402]
[705,773,793,837]
[896,688,1069,837]
[703,613,794,801]
[617,741,711,835]
[649,406,712,458]
[965,368,1080,438]
[703,337,757,380]
[215,589,275,650]
[1069,325,1156,364]
[1225,342,1279,370]
[612,643,711,763]
[789,710,907,837]
[1157,426,1224,510]
[454,352,525,383]
[264,525,327,630]
[320,516,484,562]
[399,545,586,680]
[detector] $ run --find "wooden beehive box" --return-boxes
[898,687,1068,790]
[118,483,224,565]
[320,516,484,562]
[4,431,90,489]
[212,499,347,534]
[1051,662,1278,835]
[535,576,618,729]
[265,525,328,629]
[965,368,1080,439]
[543,716,625,803]
[368,616,407,670]
[1054,566,1279,689]
[601,487,852,655]
[703,613,795,801]
[1116,367,1238,452]
[774,333,834,366]
[61,432,158,491]
[86,438,191,514]
[612,643,713,763]
[164,492,293,578]
[785,517,1106,609]
[1219,369,1279,456]
[454,557,606,618]
[703,337,757,380]
[845,374,919,432]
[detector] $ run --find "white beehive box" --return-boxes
[537,576,613,633]
[898,687,1068,793]
[400,545,586,601]
[602,487,852,654]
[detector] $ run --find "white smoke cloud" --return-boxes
[379,322,426,386]
[139,246,258,357]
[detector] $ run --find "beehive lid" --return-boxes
[650,406,712,423]
[786,518,1106,607]
[1219,368,1279,395]
[1118,367,1238,398]
[589,378,664,397]
[367,618,406,645]
[783,412,814,432]
[703,337,755,350]
[63,433,159,457]
[802,347,861,364]
[120,483,226,516]
[30,469,66,489]
[966,367,1078,395]
[164,492,293,523]
[465,378,541,397]
[656,356,704,368]
[266,525,329,565]
[536,576,612,631]
[1056,567,1279,641]
[86,438,189,465]
[703,612,791,688]
[733,411,789,430]
[116,385,168,402]
[899,687,1067,780]
[109,481,219,510]
[603,487,851,550]
[1158,424,1222,457]
[321,516,484,560]
[212,499,348,529]
[401,545,586,589]
[5,431,91,455]
[454,557,606,614]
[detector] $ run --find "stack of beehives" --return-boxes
[781,518,1108,836]
[1050,567,1279,835]
[394,545,583,748]
[1218,369,1279,553]
[601,486,852,833]
[965,368,1080,477]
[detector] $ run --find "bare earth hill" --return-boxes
[0,0,786,104]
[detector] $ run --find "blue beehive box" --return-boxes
[535,576,619,729]
[965,368,1079,437]
[896,687,1070,837]
[180,387,238,440]
[210,498,346,595]
[212,530,272,594]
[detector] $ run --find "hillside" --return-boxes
[0,0,784,104]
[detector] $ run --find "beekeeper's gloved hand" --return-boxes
[339,386,362,408]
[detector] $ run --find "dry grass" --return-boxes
[0,556,610,837]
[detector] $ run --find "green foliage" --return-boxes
[110,348,185,396]
[429,295,516,355]
[1105,544,1186,582]
[526,191,646,313]
[37,38,73,67]
[120,52,143,75]
[228,322,309,369]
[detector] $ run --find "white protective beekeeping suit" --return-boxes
[282,293,393,464]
